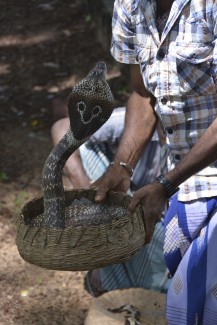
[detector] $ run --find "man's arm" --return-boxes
[128,114,217,243]
[114,65,158,167]
[94,64,158,200]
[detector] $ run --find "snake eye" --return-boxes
[77,101,86,112]
[92,105,102,116]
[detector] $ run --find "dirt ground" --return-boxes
[0,1,166,324]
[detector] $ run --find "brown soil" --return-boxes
[0,1,165,324]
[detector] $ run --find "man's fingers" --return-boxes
[90,177,108,202]
[95,185,110,202]
[128,198,139,212]
[93,178,112,203]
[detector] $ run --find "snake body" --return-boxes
[40,62,115,228]
[29,203,129,228]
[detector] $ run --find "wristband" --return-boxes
[156,175,179,198]
[109,161,134,177]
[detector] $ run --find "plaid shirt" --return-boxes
[111,0,217,201]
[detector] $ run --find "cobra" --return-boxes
[42,62,115,228]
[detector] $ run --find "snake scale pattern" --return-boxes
[30,203,129,228]
[31,62,124,229]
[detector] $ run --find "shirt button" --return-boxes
[175,154,181,161]
[161,97,167,105]
[157,49,166,59]
[167,128,173,134]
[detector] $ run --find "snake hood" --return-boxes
[42,62,115,228]
[68,61,114,140]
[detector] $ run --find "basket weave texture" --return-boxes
[16,189,146,271]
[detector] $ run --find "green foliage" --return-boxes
[0,171,9,182]
[85,14,91,22]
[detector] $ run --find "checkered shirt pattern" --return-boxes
[111,0,217,201]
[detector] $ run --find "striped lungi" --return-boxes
[79,107,170,293]
[164,194,217,325]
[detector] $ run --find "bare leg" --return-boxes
[51,98,68,123]
[51,118,91,188]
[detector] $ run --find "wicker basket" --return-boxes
[16,189,146,271]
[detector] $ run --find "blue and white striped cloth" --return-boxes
[100,220,170,293]
[164,194,217,324]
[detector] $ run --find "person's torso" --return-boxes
[120,0,217,200]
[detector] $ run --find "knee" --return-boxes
[51,118,70,144]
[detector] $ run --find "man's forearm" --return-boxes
[114,90,157,168]
[113,64,157,169]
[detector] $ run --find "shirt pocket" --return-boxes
[175,15,215,96]
[175,42,216,96]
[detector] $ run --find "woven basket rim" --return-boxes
[19,188,140,228]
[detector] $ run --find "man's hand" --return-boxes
[129,182,167,244]
[91,163,131,202]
